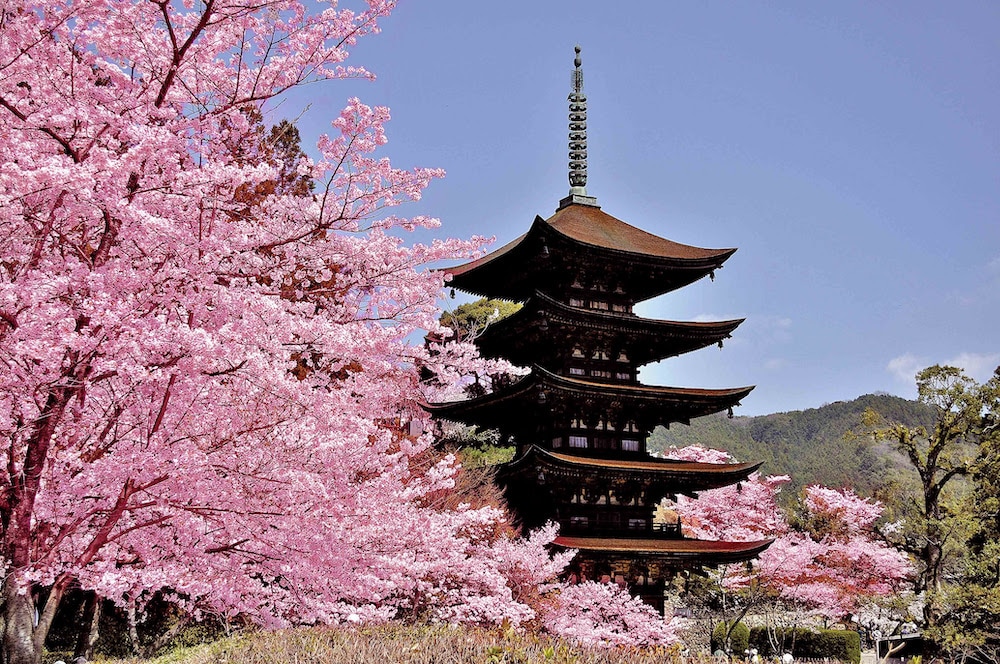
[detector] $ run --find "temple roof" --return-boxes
[498,446,761,493]
[444,204,736,302]
[424,366,753,436]
[553,536,772,566]
[476,290,743,367]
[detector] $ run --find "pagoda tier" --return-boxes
[497,446,761,540]
[445,205,735,303]
[426,365,753,450]
[555,537,772,569]
[476,289,743,372]
[498,446,761,496]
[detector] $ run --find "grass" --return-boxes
[96,623,690,664]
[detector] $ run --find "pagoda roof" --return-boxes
[424,366,753,436]
[498,445,760,494]
[476,290,743,367]
[444,204,736,302]
[553,536,772,566]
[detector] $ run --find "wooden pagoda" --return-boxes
[426,47,769,610]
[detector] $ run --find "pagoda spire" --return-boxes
[560,46,599,210]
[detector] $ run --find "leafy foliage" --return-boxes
[710,621,750,654]
[858,365,1000,662]
[440,298,523,342]
[649,394,938,498]
[747,627,861,664]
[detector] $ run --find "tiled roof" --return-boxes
[554,536,772,556]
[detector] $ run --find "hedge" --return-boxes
[747,626,861,664]
[711,621,751,654]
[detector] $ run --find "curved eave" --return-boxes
[499,445,760,490]
[535,366,753,405]
[544,203,734,263]
[553,536,772,565]
[477,290,744,365]
[423,367,754,431]
[440,205,736,300]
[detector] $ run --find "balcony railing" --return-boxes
[559,519,683,539]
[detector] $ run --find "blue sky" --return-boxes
[281,1,999,416]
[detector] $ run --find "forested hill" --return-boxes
[647,394,937,498]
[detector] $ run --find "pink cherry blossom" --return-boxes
[0,0,565,660]
[667,447,912,619]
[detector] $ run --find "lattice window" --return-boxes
[568,435,588,448]
[622,438,640,452]
[569,367,585,376]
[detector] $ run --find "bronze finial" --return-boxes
[559,46,599,210]
[568,46,587,192]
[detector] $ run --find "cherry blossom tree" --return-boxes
[663,447,911,641]
[0,0,581,661]
[542,581,686,648]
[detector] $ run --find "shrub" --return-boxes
[712,621,750,654]
[748,627,861,664]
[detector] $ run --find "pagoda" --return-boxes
[427,47,769,610]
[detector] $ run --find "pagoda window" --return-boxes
[624,421,640,433]
[596,493,608,505]
[589,300,609,311]
[615,371,631,381]
[628,518,648,530]
[611,303,628,313]
[569,367,586,376]
[569,297,585,307]
[595,420,607,430]
[570,417,587,429]
[552,436,563,448]
[597,512,620,527]
[592,349,610,360]
[591,369,612,379]
[621,438,640,452]
[594,436,613,450]
[569,516,589,528]
[617,351,630,363]
[568,435,588,449]
[571,347,586,358]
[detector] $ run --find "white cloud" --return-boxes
[763,358,787,371]
[888,351,1000,384]
[887,353,926,383]
[944,352,1000,382]
[756,315,793,343]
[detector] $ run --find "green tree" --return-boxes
[440,298,521,342]
[866,365,1000,635]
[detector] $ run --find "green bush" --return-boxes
[748,627,861,664]
[712,621,750,654]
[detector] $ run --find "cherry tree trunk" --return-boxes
[1,581,41,664]
[73,591,101,661]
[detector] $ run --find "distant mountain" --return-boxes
[648,394,937,498]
